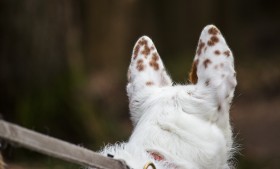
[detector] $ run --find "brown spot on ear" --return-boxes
[203,59,212,68]
[214,50,221,55]
[146,81,154,86]
[133,44,140,59]
[217,105,221,111]
[220,63,224,67]
[207,36,219,46]
[214,65,218,69]
[139,38,147,46]
[205,79,210,86]
[208,27,219,35]
[197,40,205,56]
[207,40,214,46]
[141,44,151,57]
[149,60,159,70]
[134,38,148,59]
[224,50,231,57]
[152,53,159,61]
[136,59,144,71]
[211,36,219,43]
[188,59,199,84]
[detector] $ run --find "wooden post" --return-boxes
[0,120,129,169]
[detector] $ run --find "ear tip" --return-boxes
[203,24,220,30]
[132,35,156,59]
[201,24,221,35]
[136,35,153,43]
[197,24,227,45]
[132,35,155,51]
[133,35,154,49]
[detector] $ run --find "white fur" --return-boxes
[100,25,237,169]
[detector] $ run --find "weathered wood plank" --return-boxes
[0,120,129,169]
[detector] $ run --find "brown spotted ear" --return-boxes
[127,36,172,96]
[189,25,235,83]
[189,25,236,113]
[189,26,223,84]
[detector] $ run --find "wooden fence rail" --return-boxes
[0,120,129,169]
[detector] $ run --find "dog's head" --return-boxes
[127,25,236,133]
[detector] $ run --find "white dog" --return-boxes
[100,25,237,169]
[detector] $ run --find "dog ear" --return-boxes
[127,36,172,97]
[189,25,237,113]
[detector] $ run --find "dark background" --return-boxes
[0,0,280,168]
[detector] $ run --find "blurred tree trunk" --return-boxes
[0,0,108,147]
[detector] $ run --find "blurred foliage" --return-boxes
[0,0,280,168]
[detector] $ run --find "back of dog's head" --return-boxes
[101,25,237,169]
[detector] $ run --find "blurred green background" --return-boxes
[0,0,280,168]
